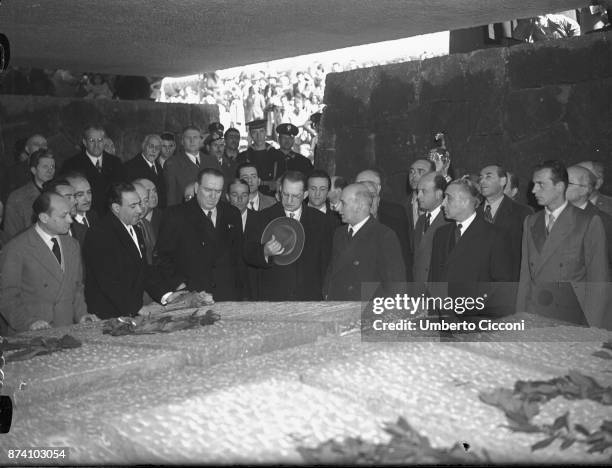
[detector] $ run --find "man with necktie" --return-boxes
[124,134,167,208]
[324,184,405,301]
[517,160,609,328]
[154,168,244,301]
[244,170,333,301]
[83,182,183,318]
[430,177,514,317]
[65,171,98,231]
[237,162,276,212]
[0,192,97,334]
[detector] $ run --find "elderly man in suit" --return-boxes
[136,177,163,240]
[155,168,244,301]
[64,171,98,231]
[478,164,533,280]
[124,134,166,208]
[517,160,609,328]
[61,125,125,216]
[413,172,450,283]
[324,183,405,300]
[566,164,612,273]
[84,182,183,319]
[0,192,98,334]
[164,126,220,206]
[132,181,157,265]
[42,178,90,246]
[237,163,276,212]
[244,170,333,301]
[577,161,612,216]
[4,148,56,239]
[430,177,514,317]
[355,168,412,281]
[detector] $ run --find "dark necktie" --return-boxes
[195,156,201,167]
[51,237,61,265]
[207,210,214,227]
[423,212,431,233]
[82,216,90,228]
[484,204,493,223]
[289,212,295,219]
[454,223,463,245]
[95,158,102,173]
[133,224,146,258]
[249,201,255,211]
[151,163,158,175]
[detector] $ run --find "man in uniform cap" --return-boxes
[220,128,241,183]
[274,123,313,176]
[237,119,284,195]
[208,122,225,135]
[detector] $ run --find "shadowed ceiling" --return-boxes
[0,0,587,76]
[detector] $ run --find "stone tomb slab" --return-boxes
[1,342,186,406]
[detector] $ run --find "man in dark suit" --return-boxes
[306,169,342,229]
[273,123,313,176]
[65,171,99,230]
[0,192,98,334]
[124,134,166,208]
[164,125,220,206]
[136,177,163,240]
[324,183,405,300]
[83,182,182,319]
[517,160,609,328]
[237,163,276,211]
[407,158,436,248]
[566,164,612,273]
[413,172,450,283]
[61,125,125,216]
[244,170,333,301]
[478,164,533,280]
[42,178,89,246]
[356,169,412,281]
[155,168,244,301]
[430,178,514,317]
[577,160,612,216]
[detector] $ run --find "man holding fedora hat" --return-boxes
[244,170,333,301]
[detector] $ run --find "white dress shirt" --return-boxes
[349,215,370,236]
[35,223,64,270]
[285,206,302,221]
[457,211,477,236]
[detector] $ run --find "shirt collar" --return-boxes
[35,223,57,247]
[545,200,568,220]
[285,206,303,220]
[350,215,370,235]
[428,204,442,221]
[457,211,477,234]
[485,194,504,217]
[308,202,327,213]
[86,151,102,165]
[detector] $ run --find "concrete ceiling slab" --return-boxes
[0,0,587,76]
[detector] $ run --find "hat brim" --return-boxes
[261,216,305,266]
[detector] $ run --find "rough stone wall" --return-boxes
[0,96,218,166]
[320,31,612,206]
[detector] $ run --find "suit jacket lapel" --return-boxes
[530,210,546,254]
[535,205,574,276]
[447,215,481,264]
[110,215,142,261]
[331,217,375,275]
[27,228,63,278]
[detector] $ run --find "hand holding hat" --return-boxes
[263,234,285,257]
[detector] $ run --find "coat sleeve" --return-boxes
[515,217,531,313]
[72,247,88,322]
[3,191,27,239]
[0,243,35,332]
[583,214,609,328]
[243,214,270,268]
[379,228,407,296]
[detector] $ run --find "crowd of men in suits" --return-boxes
[1,119,611,334]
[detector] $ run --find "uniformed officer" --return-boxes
[275,123,313,176]
[237,119,284,195]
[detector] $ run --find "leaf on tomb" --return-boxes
[5,348,45,362]
[592,350,612,360]
[574,424,591,436]
[551,412,569,431]
[587,441,612,453]
[602,341,612,351]
[531,435,557,451]
[58,335,82,349]
[560,437,576,450]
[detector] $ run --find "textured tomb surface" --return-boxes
[1,303,610,464]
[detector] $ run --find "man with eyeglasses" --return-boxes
[124,134,166,208]
[517,160,609,328]
[61,125,125,216]
[244,170,333,301]
[477,164,532,280]
[154,168,244,302]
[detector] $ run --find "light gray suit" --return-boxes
[254,192,276,211]
[164,151,221,206]
[516,203,609,328]
[412,209,450,283]
[0,226,87,333]
[4,181,40,239]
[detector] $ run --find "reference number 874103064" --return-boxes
[7,448,69,460]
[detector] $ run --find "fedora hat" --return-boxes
[261,216,305,265]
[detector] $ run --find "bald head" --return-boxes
[132,182,150,218]
[355,170,381,195]
[25,134,48,156]
[339,183,373,225]
[577,161,604,191]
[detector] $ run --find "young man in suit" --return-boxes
[413,172,450,283]
[306,169,341,228]
[517,160,609,328]
[324,184,405,301]
[61,125,125,216]
[158,132,176,169]
[124,134,166,208]
[164,126,220,206]
[244,170,333,301]
[478,164,533,280]
[154,169,244,302]
[84,182,183,319]
[237,163,276,211]
[0,192,98,334]
[430,177,514,317]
